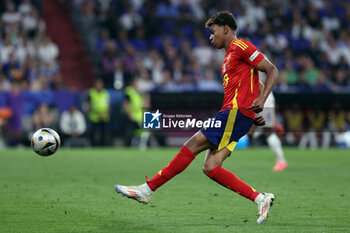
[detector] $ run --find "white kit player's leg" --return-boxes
[260,90,287,171]
[267,133,285,162]
[267,133,288,171]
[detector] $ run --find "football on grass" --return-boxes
[31,128,61,156]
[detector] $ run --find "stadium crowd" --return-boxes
[1,0,350,149]
[71,0,350,93]
[0,0,62,92]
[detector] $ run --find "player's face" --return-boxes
[209,24,225,49]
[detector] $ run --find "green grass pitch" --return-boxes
[1,147,350,233]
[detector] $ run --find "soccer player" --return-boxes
[115,11,278,224]
[256,71,288,171]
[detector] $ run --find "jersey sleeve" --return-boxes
[235,40,265,67]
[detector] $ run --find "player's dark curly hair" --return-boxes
[205,11,237,31]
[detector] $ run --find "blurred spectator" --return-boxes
[322,12,340,32]
[0,36,14,63]
[101,40,118,86]
[2,52,24,82]
[21,8,38,38]
[15,38,35,64]
[37,35,59,64]
[1,3,21,32]
[0,72,11,91]
[197,69,222,92]
[123,78,143,146]
[276,71,289,92]
[122,43,138,73]
[32,103,55,130]
[40,61,60,88]
[284,104,304,145]
[78,0,98,51]
[172,58,183,82]
[156,0,178,19]
[96,28,111,52]
[333,70,348,87]
[7,82,23,146]
[18,0,34,16]
[314,71,333,93]
[137,70,154,93]
[160,69,177,92]
[0,107,12,148]
[123,77,151,149]
[119,5,142,32]
[303,58,319,85]
[299,108,320,149]
[308,107,331,149]
[59,105,89,147]
[329,103,347,132]
[328,103,348,146]
[148,50,165,85]
[193,38,214,66]
[112,59,124,89]
[88,79,110,146]
[179,73,196,92]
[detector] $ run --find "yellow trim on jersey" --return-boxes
[230,39,248,48]
[250,66,254,93]
[232,42,246,51]
[232,88,238,109]
[234,39,248,49]
[218,109,238,151]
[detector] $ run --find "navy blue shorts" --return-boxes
[201,109,254,151]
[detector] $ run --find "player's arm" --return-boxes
[234,40,277,113]
[253,81,266,126]
[248,58,278,113]
[259,81,264,97]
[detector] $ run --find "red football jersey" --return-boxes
[220,38,265,119]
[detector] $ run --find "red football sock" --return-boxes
[147,145,195,191]
[206,165,259,202]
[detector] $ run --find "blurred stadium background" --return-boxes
[1,0,350,149]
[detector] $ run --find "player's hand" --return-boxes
[247,98,264,113]
[254,116,266,126]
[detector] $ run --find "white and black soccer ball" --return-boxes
[31,128,61,156]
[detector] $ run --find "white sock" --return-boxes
[267,133,286,163]
[254,193,265,204]
[141,183,153,196]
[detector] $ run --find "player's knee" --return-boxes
[202,163,217,175]
[202,166,210,175]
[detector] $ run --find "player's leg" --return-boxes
[264,128,287,171]
[145,130,213,191]
[261,105,287,171]
[115,130,214,203]
[203,148,260,201]
[203,148,274,223]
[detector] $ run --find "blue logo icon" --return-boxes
[143,109,162,129]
